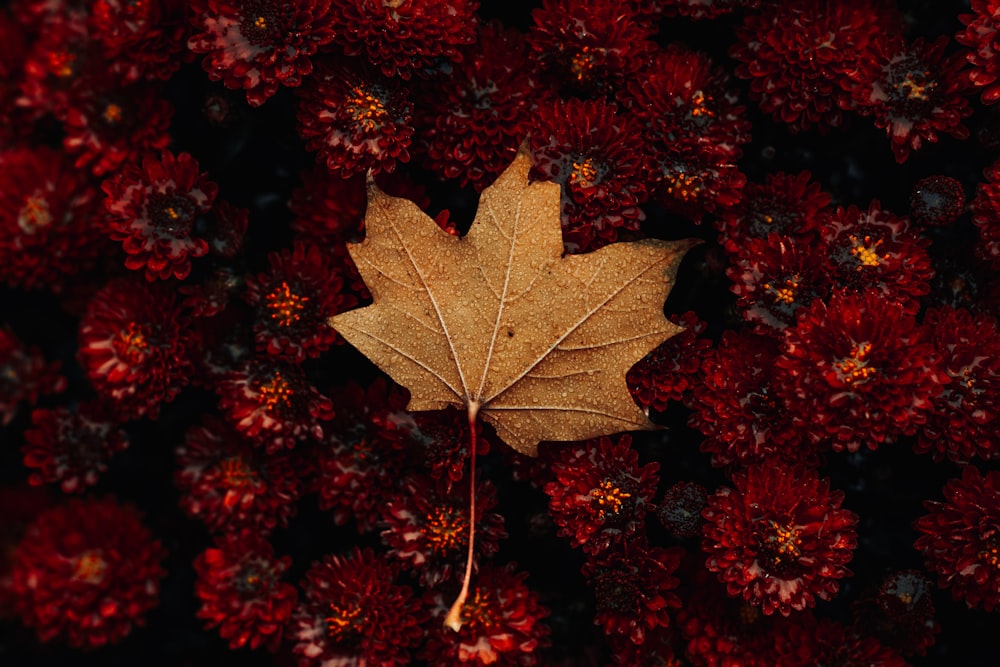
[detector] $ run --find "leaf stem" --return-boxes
[444,400,480,632]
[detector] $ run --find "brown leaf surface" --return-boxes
[329,151,696,456]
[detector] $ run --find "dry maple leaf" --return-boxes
[329,150,696,457]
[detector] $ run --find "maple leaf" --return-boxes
[329,150,696,457]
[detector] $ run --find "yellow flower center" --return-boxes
[590,480,631,519]
[47,50,76,78]
[103,103,123,124]
[72,549,108,584]
[661,170,702,202]
[849,234,888,268]
[425,506,467,553]
[218,456,258,490]
[345,85,389,134]
[325,603,364,639]
[265,282,309,327]
[689,90,715,118]
[898,71,936,101]
[763,520,802,568]
[112,322,151,365]
[764,275,800,304]
[835,341,877,385]
[257,371,294,410]
[17,194,53,234]
[569,158,599,189]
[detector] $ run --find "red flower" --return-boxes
[910,175,965,227]
[823,201,934,316]
[292,547,424,667]
[914,466,1000,612]
[715,171,831,256]
[11,497,166,648]
[89,0,187,83]
[381,475,506,587]
[417,21,538,192]
[657,481,708,539]
[582,546,683,645]
[187,0,338,107]
[850,35,973,163]
[774,617,908,667]
[544,435,659,556]
[627,311,711,412]
[728,233,833,335]
[677,569,789,667]
[528,0,654,98]
[244,241,356,362]
[702,463,859,616]
[528,97,650,252]
[216,358,335,452]
[971,158,1000,271]
[194,530,297,652]
[102,150,218,281]
[0,146,106,291]
[401,407,491,490]
[730,0,892,133]
[61,82,173,176]
[22,402,129,494]
[957,0,1000,105]
[689,331,815,467]
[422,563,550,666]
[289,166,366,243]
[78,278,196,419]
[328,0,478,80]
[175,416,301,535]
[311,379,411,531]
[15,9,97,119]
[0,326,66,426]
[852,570,940,657]
[296,58,414,177]
[915,307,1000,462]
[776,290,947,451]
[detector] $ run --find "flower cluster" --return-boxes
[3,1,1000,665]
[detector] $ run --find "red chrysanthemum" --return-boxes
[0,326,66,426]
[61,82,174,176]
[175,416,302,535]
[311,378,411,531]
[625,43,751,161]
[910,175,965,227]
[627,311,711,412]
[657,481,708,539]
[187,0,338,106]
[215,358,335,452]
[689,331,815,467]
[728,233,834,335]
[715,171,831,256]
[528,0,654,98]
[289,167,366,244]
[0,485,52,621]
[0,145,107,291]
[22,402,129,494]
[11,497,166,649]
[529,97,650,252]
[194,530,297,652]
[775,290,946,451]
[400,407,491,490]
[852,570,940,658]
[957,0,1000,105]
[914,465,1000,612]
[676,569,790,667]
[702,463,859,616]
[292,547,424,667]
[89,0,187,83]
[328,0,478,80]
[380,475,506,587]
[730,0,892,133]
[543,435,659,556]
[297,58,414,177]
[582,546,683,645]
[78,278,196,420]
[774,616,909,667]
[822,201,934,315]
[915,307,1000,462]
[971,158,1000,270]
[102,150,218,281]
[422,564,550,666]
[243,241,356,362]
[850,35,973,163]
[417,21,538,192]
